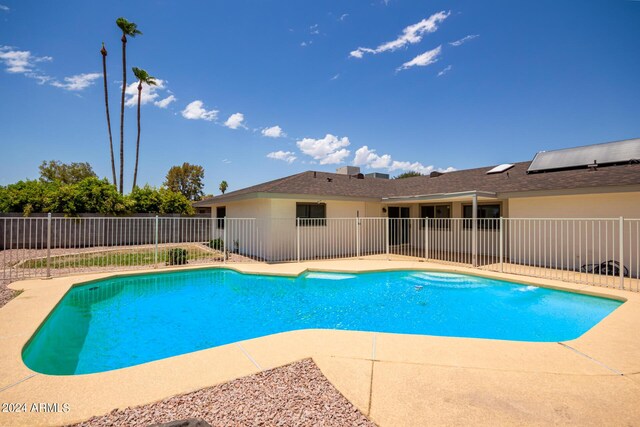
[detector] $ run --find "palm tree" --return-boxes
[219,180,228,194]
[116,17,142,194]
[131,67,157,191]
[100,42,117,188]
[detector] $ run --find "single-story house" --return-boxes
[196,138,640,222]
[194,138,640,268]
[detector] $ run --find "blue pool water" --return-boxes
[23,269,622,375]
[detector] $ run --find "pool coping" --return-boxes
[1,260,640,426]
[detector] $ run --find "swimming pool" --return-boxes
[23,268,622,375]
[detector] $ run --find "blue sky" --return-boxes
[0,1,639,195]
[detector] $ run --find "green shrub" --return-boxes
[208,238,224,250]
[166,248,188,265]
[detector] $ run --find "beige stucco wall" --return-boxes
[214,198,271,219]
[208,197,384,261]
[210,198,383,220]
[508,192,640,219]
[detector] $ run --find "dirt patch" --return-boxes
[72,359,375,427]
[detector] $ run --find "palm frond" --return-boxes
[131,67,157,86]
[116,17,143,37]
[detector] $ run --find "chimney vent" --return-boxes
[430,171,443,178]
[336,166,361,175]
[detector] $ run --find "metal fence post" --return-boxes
[154,215,159,267]
[223,217,227,263]
[46,213,51,278]
[499,217,504,273]
[619,216,624,290]
[356,215,360,259]
[424,217,429,261]
[385,216,390,260]
[296,217,300,262]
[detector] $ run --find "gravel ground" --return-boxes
[0,279,20,308]
[71,359,375,427]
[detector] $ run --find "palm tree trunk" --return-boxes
[132,82,142,191]
[119,34,127,194]
[101,43,117,188]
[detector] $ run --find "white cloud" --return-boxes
[262,125,285,138]
[124,78,167,107]
[0,4,9,11]
[267,151,297,163]
[350,11,449,58]
[0,46,52,74]
[310,24,320,35]
[397,45,442,71]
[0,46,98,90]
[50,73,101,91]
[222,158,232,164]
[437,65,452,77]
[0,45,101,91]
[339,13,349,21]
[353,145,455,175]
[330,73,340,81]
[224,112,246,129]
[154,94,176,108]
[449,34,479,47]
[297,134,351,164]
[181,100,218,121]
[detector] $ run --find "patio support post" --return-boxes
[154,215,159,267]
[499,216,504,273]
[223,217,227,263]
[296,217,300,262]
[424,217,429,261]
[472,193,478,267]
[385,216,390,260]
[356,215,360,259]
[619,216,624,290]
[46,212,51,278]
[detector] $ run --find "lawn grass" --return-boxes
[20,246,222,269]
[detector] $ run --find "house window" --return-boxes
[420,204,451,228]
[216,206,226,229]
[462,204,501,228]
[296,203,326,226]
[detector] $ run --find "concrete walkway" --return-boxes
[1,260,640,426]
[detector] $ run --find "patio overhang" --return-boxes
[380,190,498,204]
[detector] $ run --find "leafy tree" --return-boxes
[164,163,205,201]
[219,180,228,194]
[45,178,128,216]
[0,178,194,216]
[0,180,59,216]
[100,42,117,188]
[394,171,423,179]
[154,188,195,215]
[116,17,142,194]
[39,160,97,184]
[129,186,194,215]
[131,67,157,191]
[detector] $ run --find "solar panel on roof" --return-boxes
[486,163,515,174]
[527,138,640,173]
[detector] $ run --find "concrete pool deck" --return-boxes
[1,260,640,426]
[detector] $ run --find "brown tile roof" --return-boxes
[195,161,640,205]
